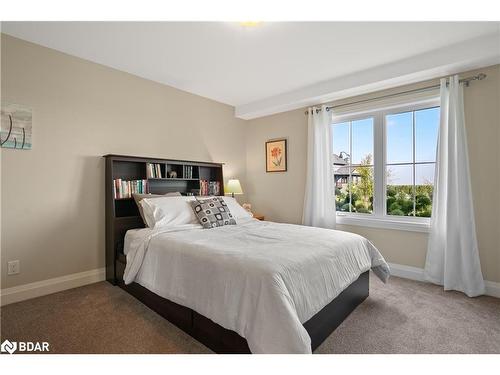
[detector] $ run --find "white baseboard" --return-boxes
[0,268,106,306]
[388,262,425,282]
[484,280,500,299]
[388,262,500,298]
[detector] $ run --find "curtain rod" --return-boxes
[305,73,487,115]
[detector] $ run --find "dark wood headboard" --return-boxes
[104,154,224,285]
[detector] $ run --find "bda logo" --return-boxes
[1,340,17,354]
[0,339,49,354]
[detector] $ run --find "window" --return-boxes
[331,96,440,231]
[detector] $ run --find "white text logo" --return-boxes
[1,340,50,354]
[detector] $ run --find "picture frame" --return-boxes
[265,138,287,172]
[1,102,32,150]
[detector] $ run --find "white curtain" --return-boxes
[302,105,336,229]
[424,75,485,297]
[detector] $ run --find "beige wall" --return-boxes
[246,64,500,282]
[0,35,247,288]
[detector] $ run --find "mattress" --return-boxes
[123,218,390,353]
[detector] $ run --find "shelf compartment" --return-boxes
[113,161,146,180]
[148,178,200,195]
[114,198,139,217]
[199,166,221,181]
[166,163,183,179]
[146,162,166,179]
[166,163,199,179]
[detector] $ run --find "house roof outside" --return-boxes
[333,154,361,177]
[333,153,346,165]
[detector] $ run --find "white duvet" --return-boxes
[123,218,390,354]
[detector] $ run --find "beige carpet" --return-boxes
[1,273,499,354]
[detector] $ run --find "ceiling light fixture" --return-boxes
[239,22,262,27]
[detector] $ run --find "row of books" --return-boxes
[200,180,221,196]
[113,178,220,199]
[114,179,148,199]
[183,165,195,179]
[146,163,163,179]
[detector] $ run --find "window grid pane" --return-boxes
[351,118,374,165]
[349,120,352,212]
[415,163,435,217]
[386,111,413,164]
[415,107,440,163]
[412,110,416,216]
[352,166,374,214]
[386,164,414,216]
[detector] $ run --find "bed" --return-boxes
[104,155,389,354]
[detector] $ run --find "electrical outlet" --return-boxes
[7,260,20,275]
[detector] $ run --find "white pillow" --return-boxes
[140,196,199,229]
[220,196,253,221]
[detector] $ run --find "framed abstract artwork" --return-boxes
[1,102,32,150]
[265,139,287,172]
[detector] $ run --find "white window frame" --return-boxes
[332,94,440,233]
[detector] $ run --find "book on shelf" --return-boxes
[113,179,148,199]
[199,179,220,196]
[183,165,194,179]
[146,163,163,178]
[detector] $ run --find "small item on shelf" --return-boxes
[253,213,265,221]
[168,171,177,178]
[242,203,252,213]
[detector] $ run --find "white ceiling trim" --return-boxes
[235,32,500,120]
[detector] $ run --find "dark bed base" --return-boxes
[119,271,369,353]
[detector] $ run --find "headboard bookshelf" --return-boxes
[104,154,224,284]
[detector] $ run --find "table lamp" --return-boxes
[226,179,243,198]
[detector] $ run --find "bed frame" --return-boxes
[105,154,369,353]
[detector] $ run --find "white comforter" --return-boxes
[123,218,390,354]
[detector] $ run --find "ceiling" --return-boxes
[2,22,500,118]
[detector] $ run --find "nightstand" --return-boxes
[253,214,265,221]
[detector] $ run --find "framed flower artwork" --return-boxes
[265,139,287,172]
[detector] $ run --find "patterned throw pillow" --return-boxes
[190,197,236,229]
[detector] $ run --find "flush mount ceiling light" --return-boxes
[238,21,262,27]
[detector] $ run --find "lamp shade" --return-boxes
[226,179,243,195]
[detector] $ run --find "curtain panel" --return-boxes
[424,75,485,297]
[302,106,336,229]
